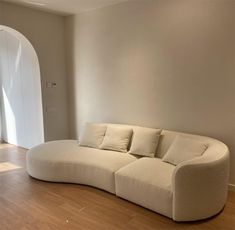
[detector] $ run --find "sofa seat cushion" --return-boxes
[115,157,175,218]
[27,140,137,193]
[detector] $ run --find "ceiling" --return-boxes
[3,0,131,16]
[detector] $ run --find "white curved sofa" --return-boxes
[26,124,229,221]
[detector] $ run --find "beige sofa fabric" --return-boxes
[155,130,229,220]
[26,124,230,222]
[79,123,107,148]
[162,135,208,165]
[172,141,229,221]
[27,140,137,194]
[100,126,133,152]
[129,127,161,157]
[115,158,175,218]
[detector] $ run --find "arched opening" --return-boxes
[0,25,44,149]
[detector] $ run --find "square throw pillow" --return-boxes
[129,127,162,157]
[79,123,107,148]
[162,135,208,165]
[100,126,133,152]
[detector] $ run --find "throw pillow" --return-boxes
[100,126,133,152]
[79,123,107,148]
[129,127,162,157]
[162,135,208,165]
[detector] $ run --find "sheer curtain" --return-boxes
[0,28,44,148]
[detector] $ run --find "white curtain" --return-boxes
[0,28,44,148]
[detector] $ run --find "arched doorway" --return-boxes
[0,25,44,149]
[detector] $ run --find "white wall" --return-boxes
[0,28,44,149]
[0,1,69,141]
[65,0,235,184]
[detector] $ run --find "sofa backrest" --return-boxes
[86,123,227,159]
[156,129,227,159]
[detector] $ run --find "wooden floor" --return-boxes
[0,143,235,230]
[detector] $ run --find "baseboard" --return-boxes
[228,183,235,192]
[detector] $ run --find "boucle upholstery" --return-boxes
[27,140,137,193]
[115,158,175,218]
[26,124,229,221]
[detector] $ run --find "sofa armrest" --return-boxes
[172,143,229,221]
